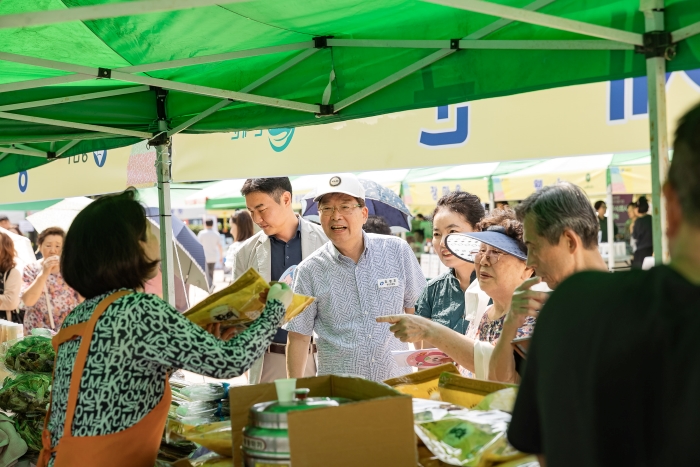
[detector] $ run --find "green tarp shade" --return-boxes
[205,196,247,210]
[1,0,700,178]
[0,199,60,211]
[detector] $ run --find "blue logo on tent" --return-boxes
[18,171,28,193]
[419,105,470,148]
[267,128,295,152]
[608,69,700,122]
[93,150,107,167]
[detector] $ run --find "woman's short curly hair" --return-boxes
[476,208,527,257]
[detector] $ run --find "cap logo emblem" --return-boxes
[329,176,341,187]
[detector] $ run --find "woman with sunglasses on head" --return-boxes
[378,208,535,379]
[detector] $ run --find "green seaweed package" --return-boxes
[4,336,55,374]
[14,413,44,452]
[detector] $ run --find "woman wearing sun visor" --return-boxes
[378,208,536,379]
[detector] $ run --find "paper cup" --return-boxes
[274,378,297,403]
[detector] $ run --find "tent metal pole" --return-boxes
[671,20,700,43]
[606,169,616,271]
[0,111,152,138]
[327,39,633,50]
[0,153,8,163]
[488,176,495,214]
[0,146,47,157]
[56,140,82,156]
[335,0,555,112]
[156,142,176,305]
[427,0,643,45]
[642,0,670,265]
[120,42,315,74]
[108,71,320,113]
[168,100,232,137]
[0,75,88,94]
[0,86,150,112]
[0,0,244,29]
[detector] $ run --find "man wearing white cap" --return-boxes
[285,173,426,382]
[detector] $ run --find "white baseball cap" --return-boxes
[313,173,365,202]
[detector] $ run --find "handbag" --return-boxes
[0,270,24,324]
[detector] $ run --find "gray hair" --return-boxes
[669,103,700,226]
[514,182,599,249]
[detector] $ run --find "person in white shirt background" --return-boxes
[197,219,223,291]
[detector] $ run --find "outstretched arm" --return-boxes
[377,314,478,373]
[136,283,292,379]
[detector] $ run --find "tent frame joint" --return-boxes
[313,36,333,49]
[149,132,171,147]
[636,31,676,59]
[97,67,112,79]
[450,39,461,50]
[46,151,57,160]
[315,103,335,117]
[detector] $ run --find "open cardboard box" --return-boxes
[229,375,417,467]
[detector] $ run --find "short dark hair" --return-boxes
[433,191,485,229]
[205,219,214,227]
[628,202,636,208]
[514,182,599,249]
[364,215,392,235]
[62,190,159,299]
[636,196,649,214]
[669,102,700,226]
[0,215,8,222]
[594,200,606,211]
[230,210,254,242]
[477,208,527,257]
[416,214,425,219]
[241,177,292,203]
[37,227,65,246]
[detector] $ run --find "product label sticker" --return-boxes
[378,278,399,288]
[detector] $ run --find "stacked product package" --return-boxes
[156,375,233,465]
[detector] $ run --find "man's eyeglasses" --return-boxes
[318,204,362,216]
[470,248,506,264]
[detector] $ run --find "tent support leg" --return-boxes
[488,176,495,213]
[643,0,670,265]
[156,143,176,305]
[606,169,615,271]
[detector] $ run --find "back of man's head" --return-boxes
[669,103,700,226]
[241,177,293,203]
[594,200,605,211]
[205,219,214,227]
[515,182,599,249]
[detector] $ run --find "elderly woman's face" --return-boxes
[140,223,161,279]
[40,235,63,260]
[474,243,532,298]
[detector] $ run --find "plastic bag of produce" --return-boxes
[414,406,525,467]
[2,336,55,374]
[183,421,232,457]
[383,363,459,399]
[13,413,44,452]
[184,268,313,330]
[0,373,51,414]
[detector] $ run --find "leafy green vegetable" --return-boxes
[0,373,51,414]
[5,337,55,374]
[13,413,44,452]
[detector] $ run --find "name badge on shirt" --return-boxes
[378,278,399,288]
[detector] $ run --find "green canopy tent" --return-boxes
[1,0,699,303]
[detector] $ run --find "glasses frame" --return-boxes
[470,247,507,264]
[318,203,362,217]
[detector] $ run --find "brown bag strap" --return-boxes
[59,290,132,438]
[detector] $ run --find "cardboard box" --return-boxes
[384,363,460,399]
[437,373,514,409]
[229,375,417,467]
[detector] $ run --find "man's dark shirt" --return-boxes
[508,266,700,467]
[599,217,618,243]
[269,221,302,344]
